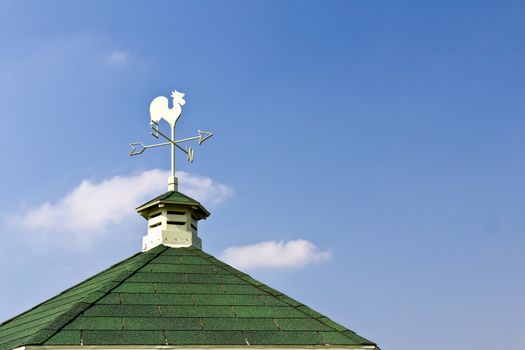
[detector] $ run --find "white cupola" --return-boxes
[136,190,210,251]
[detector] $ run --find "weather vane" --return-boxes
[129,90,213,191]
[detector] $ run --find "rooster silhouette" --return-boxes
[150,90,186,128]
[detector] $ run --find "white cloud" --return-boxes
[10,169,232,243]
[220,239,331,270]
[178,171,233,204]
[107,49,128,65]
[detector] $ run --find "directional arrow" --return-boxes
[129,141,171,156]
[164,130,214,145]
[132,123,212,163]
[197,130,213,145]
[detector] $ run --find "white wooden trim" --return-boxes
[16,345,379,350]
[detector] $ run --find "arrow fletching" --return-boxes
[129,142,146,156]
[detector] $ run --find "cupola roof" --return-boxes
[136,191,210,220]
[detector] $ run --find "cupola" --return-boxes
[136,190,210,251]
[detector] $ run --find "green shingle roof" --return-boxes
[0,245,376,349]
[139,191,201,207]
[136,191,210,219]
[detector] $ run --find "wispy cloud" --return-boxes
[220,239,331,270]
[10,169,232,244]
[107,49,128,66]
[0,32,132,100]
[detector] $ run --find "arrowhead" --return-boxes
[197,130,213,145]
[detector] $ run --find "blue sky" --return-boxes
[1,1,525,349]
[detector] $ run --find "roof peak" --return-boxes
[0,246,377,349]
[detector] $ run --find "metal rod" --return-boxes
[155,127,189,155]
[171,125,175,177]
[145,142,171,149]
[175,142,188,154]
[154,127,175,145]
[172,135,201,143]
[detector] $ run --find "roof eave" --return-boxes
[136,200,210,219]
[20,345,379,350]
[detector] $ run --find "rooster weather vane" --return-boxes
[129,90,213,190]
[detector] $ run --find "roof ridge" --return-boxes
[0,250,143,329]
[173,191,201,203]
[24,246,169,346]
[137,190,200,207]
[190,248,375,345]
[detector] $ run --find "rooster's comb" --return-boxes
[171,90,185,98]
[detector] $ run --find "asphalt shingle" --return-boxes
[0,245,376,349]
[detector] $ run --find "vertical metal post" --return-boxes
[171,125,175,178]
[167,124,178,191]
